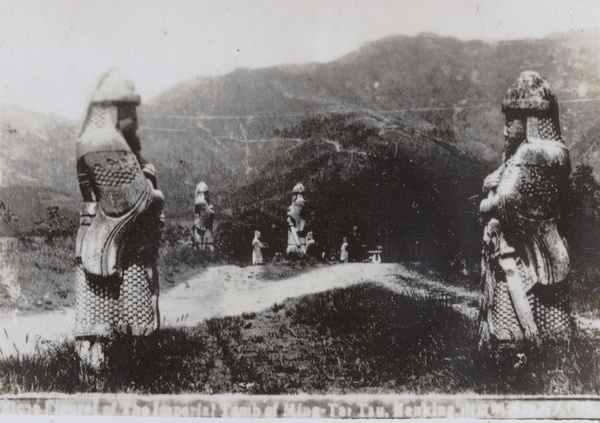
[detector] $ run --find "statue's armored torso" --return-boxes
[286,183,308,255]
[496,139,570,287]
[84,150,149,216]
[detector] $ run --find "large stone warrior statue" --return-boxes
[479,71,571,345]
[75,69,164,365]
[286,183,307,255]
[193,182,215,251]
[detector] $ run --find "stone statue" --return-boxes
[286,183,307,255]
[252,230,267,265]
[193,181,215,251]
[75,69,164,367]
[340,237,348,263]
[479,71,571,345]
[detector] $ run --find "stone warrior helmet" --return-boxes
[501,71,563,144]
[195,181,209,194]
[292,183,305,195]
[291,183,305,208]
[195,181,210,206]
[78,69,141,140]
[90,69,141,105]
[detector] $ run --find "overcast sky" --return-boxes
[1,0,599,120]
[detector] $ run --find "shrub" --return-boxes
[33,206,77,243]
[563,164,600,266]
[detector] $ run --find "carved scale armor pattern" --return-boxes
[91,154,139,188]
[489,260,570,340]
[76,265,118,333]
[75,262,154,336]
[528,116,561,141]
[120,263,154,331]
[80,104,113,135]
[490,280,522,338]
[513,163,561,219]
[529,283,570,337]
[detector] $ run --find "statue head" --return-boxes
[502,71,562,157]
[291,183,306,209]
[292,183,305,195]
[91,69,141,105]
[194,181,214,233]
[80,69,142,150]
[195,182,210,205]
[96,69,141,150]
[255,230,261,239]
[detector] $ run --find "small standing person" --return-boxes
[193,181,215,251]
[252,230,266,265]
[75,69,164,367]
[479,71,571,345]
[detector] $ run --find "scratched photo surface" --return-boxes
[1,0,600,419]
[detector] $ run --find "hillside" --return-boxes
[2,30,600,257]
[137,31,600,217]
[0,105,78,234]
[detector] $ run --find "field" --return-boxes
[0,283,599,395]
[0,220,220,310]
[0,184,598,395]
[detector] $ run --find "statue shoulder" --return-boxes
[77,128,131,159]
[498,141,570,222]
[514,141,570,168]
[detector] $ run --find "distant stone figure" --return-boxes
[286,183,307,255]
[479,71,571,345]
[75,69,164,367]
[193,181,215,251]
[340,237,348,263]
[252,230,266,265]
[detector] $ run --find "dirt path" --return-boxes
[0,263,420,356]
[1,262,594,357]
[160,263,403,327]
